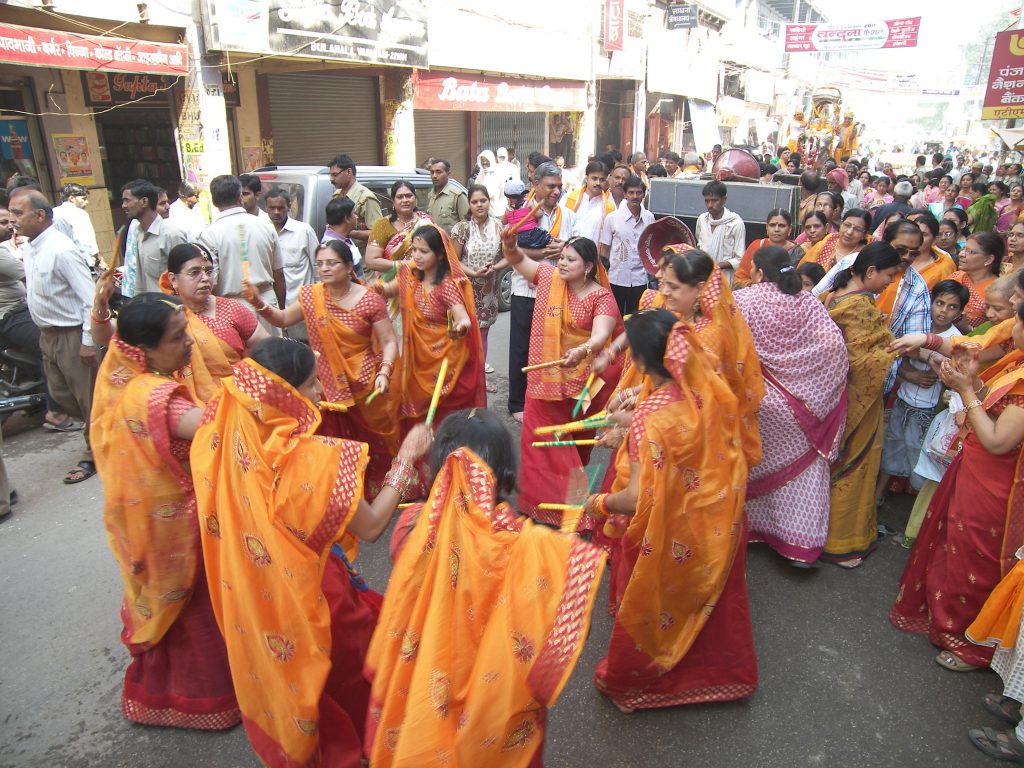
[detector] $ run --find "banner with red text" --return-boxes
[604,0,624,52]
[0,23,187,75]
[413,72,587,113]
[983,30,1024,121]
[784,17,920,53]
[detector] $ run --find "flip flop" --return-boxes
[936,650,979,672]
[44,416,83,432]
[63,460,97,485]
[984,694,1023,726]
[968,726,1024,763]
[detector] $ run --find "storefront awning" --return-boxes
[0,23,187,76]
[413,71,587,113]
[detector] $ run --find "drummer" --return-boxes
[598,174,655,316]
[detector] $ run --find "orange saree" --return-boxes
[949,270,997,328]
[799,232,841,269]
[365,448,605,766]
[519,263,624,529]
[95,337,238,730]
[595,320,757,709]
[396,225,486,427]
[301,282,400,497]
[192,359,376,768]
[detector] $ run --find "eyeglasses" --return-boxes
[840,222,866,234]
[315,260,345,270]
[959,247,987,258]
[183,267,216,279]
[892,245,916,255]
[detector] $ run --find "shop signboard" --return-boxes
[604,0,624,52]
[82,72,175,107]
[0,23,187,75]
[413,71,588,113]
[983,30,1024,121]
[667,4,698,30]
[203,0,428,68]
[52,134,95,186]
[784,17,920,53]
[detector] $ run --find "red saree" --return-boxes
[519,263,623,530]
[890,361,1024,665]
[95,337,238,730]
[595,321,757,709]
[300,283,400,498]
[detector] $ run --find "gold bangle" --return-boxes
[583,342,593,358]
[964,399,983,412]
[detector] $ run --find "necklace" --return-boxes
[328,283,353,304]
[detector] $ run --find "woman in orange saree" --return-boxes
[94,296,239,730]
[824,244,901,567]
[192,338,432,768]
[589,309,756,710]
[365,409,606,766]
[948,232,1006,329]
[500,230,623,529]
[891,303,1024,672]
[377,223,486,436]
[798,208,872,271]
[247,239,401,497]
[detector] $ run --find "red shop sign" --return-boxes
[413,71,587,113]
[983,30,1024,120]
[0,23,187,76]
[604,0,624,53]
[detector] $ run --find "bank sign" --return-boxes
[203,0,427,68]
[984,30,1024,120]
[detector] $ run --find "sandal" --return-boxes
[44,415,83,433]
[484,363,495,374]
[985,693,1023,726]
[836,558,864,569]
[968,726,1024,763]
[63,460,97,485]
[936,650,979,672]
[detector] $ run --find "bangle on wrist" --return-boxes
[384,458,418,500]
[923,333,944,351]
[964,398,983,413]
[91,308,111,324]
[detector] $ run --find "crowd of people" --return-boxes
[5,136,1024,766]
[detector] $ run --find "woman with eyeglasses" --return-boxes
[91,243,270,405]
[1005,221,1024,275]
[799,207,873,271]
[948,232,1006,328]
[246,239,402,497]
[499,228,623,531]
[93,294,240,731]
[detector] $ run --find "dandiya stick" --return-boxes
[319,401,349,413]
[425,358,449,428]
[531,439,599,448]
[364,387,382,405]
[537,503,584,512]
[572,372,597,418]
[534,411,610,436]
[522,358,566,374]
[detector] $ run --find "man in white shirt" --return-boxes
[168,181,205,240]
[198,175,285,335]
[508,161,574,421]
[8,188,97,484]
[600,175,655,316]
[239,173,274,226]
[695,180,746,284]
[265,187,319,341]
[54,183,99,266]
[565,161,615,242]
[121,179,189,295]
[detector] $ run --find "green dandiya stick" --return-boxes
[531,439,599,448]
[365,387,382,405]
[572,372,597,418]
[425,358,449,428]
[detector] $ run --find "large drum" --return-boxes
[637,217,697,275]
[711,149,761,183]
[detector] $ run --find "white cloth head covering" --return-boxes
[476,150,506,217]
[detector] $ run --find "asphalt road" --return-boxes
[0,312,1002,767]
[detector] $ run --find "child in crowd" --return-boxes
[876,280,969,507]
[972,273,1017,336]
[503,179,552,250]
[797,262,826,292]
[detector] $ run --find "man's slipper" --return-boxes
[44,416,83,433]
[63,461,97,484]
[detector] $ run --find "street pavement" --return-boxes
[0,312,1003,767]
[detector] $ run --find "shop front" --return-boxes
[412,71,588,182]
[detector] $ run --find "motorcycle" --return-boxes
[0,345,47,422]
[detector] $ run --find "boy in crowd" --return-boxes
[876,280,969,505]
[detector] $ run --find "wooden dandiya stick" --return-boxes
[533,411,611,436]
[537,503,584,512]
[319,401,349,413]
[364,387,383,405]
[572,372,597,418]
[508,201,544,236]
[425,358,449,428]
[521,358,566,374]
[397,502,416,509]
[531,439,599,448]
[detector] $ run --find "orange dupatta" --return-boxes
[799,232,841,269]
[157,272,239,405]
[397,223,485,419]
[95,337,199,648]
[300,283,400,453]
[949,270,997,328]
[192,359,369,768]
[364,448,605,766]
[875,247,957,317]
[610,321,746,669]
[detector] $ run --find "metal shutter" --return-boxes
[477,113,546,182]
[267,72,380,165]
[414,110,469,184]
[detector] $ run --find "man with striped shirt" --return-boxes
[8,188,97,484]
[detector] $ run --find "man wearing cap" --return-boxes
[871,181,914,229]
